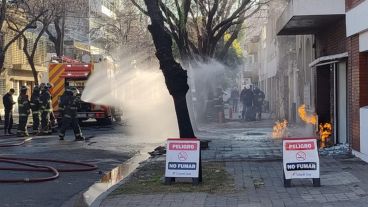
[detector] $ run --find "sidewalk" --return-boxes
[100,120,368,207]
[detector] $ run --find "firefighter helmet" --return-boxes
[40,83,46,90]
[46,83,53,89]
[20,85,28,92]
[33,85,40,92]
[69,87,80,96]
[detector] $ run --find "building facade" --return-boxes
[0,28,48,115]
[345,0,368,161]
[244,0,316,124]
[277,0,348,145]
[276,0,368,157]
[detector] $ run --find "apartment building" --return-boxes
[0,28,48,115]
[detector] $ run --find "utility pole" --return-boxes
[60,2,66,57]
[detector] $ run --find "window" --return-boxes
[17,38,22,50]
[0,79,5,96]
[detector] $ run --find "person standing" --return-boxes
[39,83,52,135]
[58,87,85,141]
[2,88,16,135]
[240,85,254,121]
[230,87,239,113]
[30,85,41,135]
[253,86,265,120]
[17,86,31,137]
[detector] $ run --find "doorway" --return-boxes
[316,65,331,125]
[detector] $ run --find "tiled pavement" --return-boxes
[101,121,368,207]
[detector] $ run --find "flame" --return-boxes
[319,123,332,148]
[272,120,288,138]
[298,104,317,125]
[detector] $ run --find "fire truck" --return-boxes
[48,57,121,125]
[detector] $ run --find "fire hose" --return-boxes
[0,137,98,183]
[0,137,33,147]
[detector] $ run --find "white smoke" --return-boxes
[81,53,179,143]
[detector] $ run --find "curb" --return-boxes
[61,151,151,207]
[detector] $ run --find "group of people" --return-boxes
[229,85,265,121]
[2,85,85,141]
[3,84,53,137]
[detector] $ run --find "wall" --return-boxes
[315,18,347,58]
[346,0,368,152]
[347,34,368,151]
[346,0,365,10]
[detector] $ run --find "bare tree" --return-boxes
[144,0,195,138]
[0,0,44,73]
[132,0,265,62]
[88,0,153,62]
[7,0,56,84]
[45,0,88,57]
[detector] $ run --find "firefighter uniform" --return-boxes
[40,86,52,134]
[17,86,31,137]
[58,88,84,141]
[30,86,41,134]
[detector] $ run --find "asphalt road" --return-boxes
[0,122,161,207]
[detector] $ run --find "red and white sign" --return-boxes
[283,138,320,179]
[165,138,200,178]
[165,139,200,178]
[168,142,198,150]
[286,142,315,150]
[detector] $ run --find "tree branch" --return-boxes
[130,0,149,16]
[212,0,251,34]
[4,11,44,52]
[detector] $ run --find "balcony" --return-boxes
[277,0,345,35]
[90,0,116,19]
[346,0,368,52]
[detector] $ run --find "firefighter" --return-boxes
[58,87,85,141]
[17,86,31,137]
[46,83,57,133]
[30,85,41,135]
[39,83,52,135]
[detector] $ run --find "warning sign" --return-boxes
[165,138,200,178]
[283,138,320,179]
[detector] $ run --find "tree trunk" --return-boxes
[0,52,4,73]
[29,62,39,85]
[144,0,195,138]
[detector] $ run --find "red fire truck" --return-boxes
[48,59,121,125]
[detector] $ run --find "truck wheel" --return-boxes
[96,118,112,125]
[114,115,122,123]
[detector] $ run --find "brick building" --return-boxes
[346,0,368,161]
[0,27,49,116]
[275,0,368,162]
[277,0,348,145]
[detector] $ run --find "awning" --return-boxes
[309,52,348,67]
[9,69,36,81]
[9,76,35,81]
[74,41,90,53]
[277,0,345,35]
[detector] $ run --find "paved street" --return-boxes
[0,123,163,207]
[101,120,368,207]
